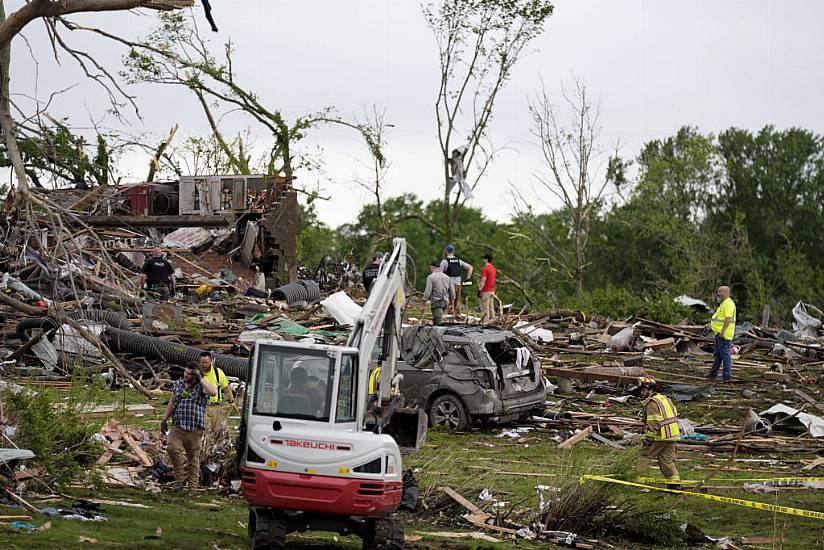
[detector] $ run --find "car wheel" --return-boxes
[429,394,470,432]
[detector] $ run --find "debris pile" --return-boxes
[2,202,824,545]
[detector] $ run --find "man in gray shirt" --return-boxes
[424,260,455,325]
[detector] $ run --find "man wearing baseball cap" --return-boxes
[440,244,473,319]
[423,260,455,325]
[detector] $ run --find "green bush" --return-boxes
[1,384,102,486]
[608,445,640,481]
[575,287,707,325]
[644,291,706,325]
[580,286,644,319]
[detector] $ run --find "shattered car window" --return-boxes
[447,343,471,363]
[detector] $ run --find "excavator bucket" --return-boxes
[385,407,428,449]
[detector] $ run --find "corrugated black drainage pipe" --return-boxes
[104,326,249,380]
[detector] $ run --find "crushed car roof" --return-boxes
[411,324,517,343]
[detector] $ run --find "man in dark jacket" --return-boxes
[139,247,176,300]
[440,244,472,318]
[362,252,383,294]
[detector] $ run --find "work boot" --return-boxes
[168,480,186,493]
[188,487,199,498]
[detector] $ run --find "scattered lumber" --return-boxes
[1,487,40,514]
[122,432,153,468]
[558,426,593,450]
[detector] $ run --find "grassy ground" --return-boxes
[3,425,823,549]
[3,366,824,549]
[405,429,824,549]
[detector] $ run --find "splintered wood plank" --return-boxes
[558,426,593,450]
[121,432,153,468]
[465,513,520,535]
[439,486,486,517]
[802,457,824,471]
[1,487,39,514]
[607,424,626,437]
[97,438,122,466]
[794,389,824,413]
[13,468,43,481]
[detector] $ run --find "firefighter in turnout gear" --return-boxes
[636,376,681,489]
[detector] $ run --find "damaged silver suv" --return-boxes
[397,325,547,432]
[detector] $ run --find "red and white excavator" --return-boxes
[237,237,425,549]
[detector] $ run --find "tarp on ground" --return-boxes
[245,314,348,338]
[761,403,824,438]
[792,301,822,339]
[320,292,362,327]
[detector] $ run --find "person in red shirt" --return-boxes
[478,253,497,323]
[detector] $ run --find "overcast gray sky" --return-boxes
[9,0,824,227]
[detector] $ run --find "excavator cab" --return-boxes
[239,340,406,548]
[237,237,423,549]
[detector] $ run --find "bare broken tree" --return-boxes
[343,106,392,251]
[423,0,553,242]
[55,10,329,181]
[0,1,193,197]
[0,0,193,398]
[515,79,615,299]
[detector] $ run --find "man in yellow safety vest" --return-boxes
[636,376,681,489]
[708,285,736,382]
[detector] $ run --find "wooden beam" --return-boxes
[1,487,39,514]
[558,426,593,450]
[121,432,153,468]
[82,214,234,228]
[802,457,824,471]
[794,389,824,414]
[96,438,122,466]
[465,514,519,535]
[439,486,485,516]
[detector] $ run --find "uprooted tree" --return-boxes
[0,0,195,398]
[423,0,554,242]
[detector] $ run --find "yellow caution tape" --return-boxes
[581,475,824,521]
[638,476,824,484]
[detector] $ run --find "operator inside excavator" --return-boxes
[286,365,325,412]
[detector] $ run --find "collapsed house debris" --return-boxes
[2,181,824,546]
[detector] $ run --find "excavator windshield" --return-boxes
[252,345,334,421]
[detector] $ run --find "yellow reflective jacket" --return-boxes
[368,367,382,396]
[643,393,681,441]
[711,297,736,340]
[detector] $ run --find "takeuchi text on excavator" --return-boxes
[237,237,426,549]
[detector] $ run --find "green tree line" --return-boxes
[299,125,824,326]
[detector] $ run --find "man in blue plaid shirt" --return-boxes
[161,363,217,496]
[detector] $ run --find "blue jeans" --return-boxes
[709,333,732,380]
